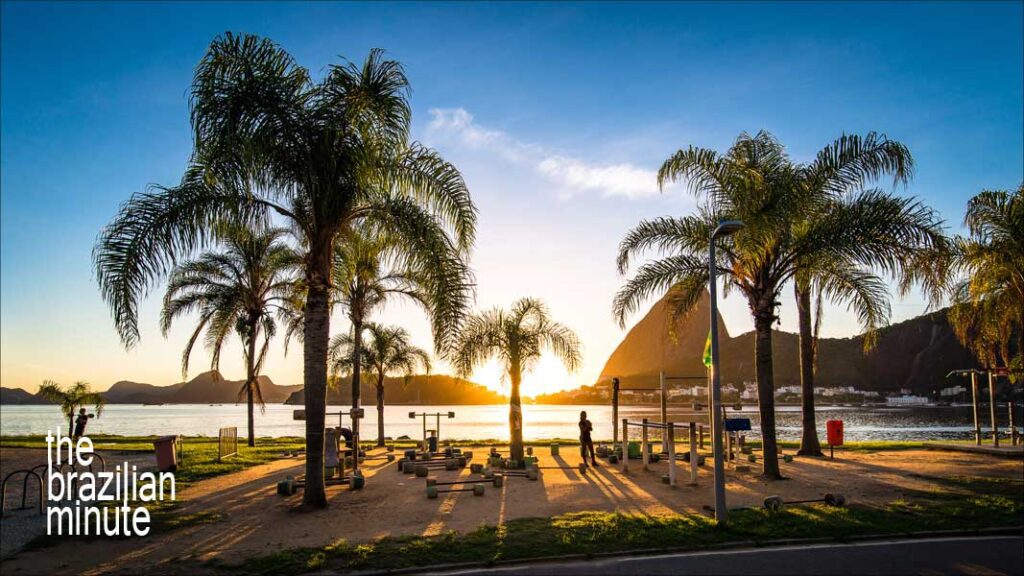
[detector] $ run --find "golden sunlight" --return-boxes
[470,355,577,398]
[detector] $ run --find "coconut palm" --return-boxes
[330,323,431,446]
[450,298,581,463]
[788,134,948,456]
[37,380,105,437]
[93,34,475,508]
[949,185,1024,377]
[161,224,297,446]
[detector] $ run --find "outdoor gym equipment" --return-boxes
[427,476,503,488]
[532,462,590,475]
[610,373,708,452]
[402,458,466,476]
[427,484,485,498]
[763,493,846,510]
[409,411,456,453]
[620,418,705,487]
[947,368,1014,447]
[295,407,365,471]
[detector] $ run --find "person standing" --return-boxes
[579,410,598,467]
[73,407,94,440]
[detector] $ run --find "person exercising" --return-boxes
[579,411,598,467]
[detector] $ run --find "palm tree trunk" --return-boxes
[301,251,331,509]
[68,409,75,438]
[795,284,822,457]
[246,317,258,448]
[754,308,782,479]
[509,362,524,463]
[351,319,363,458]
[376,374,385,447]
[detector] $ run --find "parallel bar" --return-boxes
[667,423,677,487]
[621,418,629,473]
[972,372,981,445]
[989,372,1000,447]
[642,418,650,471]
[689,422,698,484]
[660,373,668,454]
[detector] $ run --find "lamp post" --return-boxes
[709,219,743,524]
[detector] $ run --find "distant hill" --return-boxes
[590,291,982,396]
[1,371,304,405]
[285,374,505,406]
[0,386,48,405]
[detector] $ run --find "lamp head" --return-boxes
[713,220,745,238]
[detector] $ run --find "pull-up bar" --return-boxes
[947,368,1013,447]
[409,411,456,453]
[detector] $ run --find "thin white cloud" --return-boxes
[426,108,666,199]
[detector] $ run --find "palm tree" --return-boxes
[450,298,581,463]
[330,323,431,446]
[615,131,945,478]
[787,134,948,456]
[93,34,476,508]
[37,380,105,437]
[282,225,472,445]
[949,185,1023,377]
[161,224,297,447]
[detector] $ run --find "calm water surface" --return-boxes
[1,403,1016,442]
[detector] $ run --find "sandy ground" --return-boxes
[0,445,1021,575]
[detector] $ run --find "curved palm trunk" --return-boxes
[376,374,386,447]
[302,251,331,509]
[245,317,258,448]
[795,284,822,456]
[754,310,782,479]
[509,362,524,463]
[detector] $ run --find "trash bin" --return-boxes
[154,435,180,472]
[427,435,438,453]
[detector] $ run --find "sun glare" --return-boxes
[470,354,577,398]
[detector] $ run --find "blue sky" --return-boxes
[2,1,1022,394]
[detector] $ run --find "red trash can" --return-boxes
[826,420,844,446]
[154,435,181,472]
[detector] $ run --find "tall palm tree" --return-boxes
[161,224,297,447]
[330,323,431,446]
[37,380,105,437]
[93,34,475,508]
[787,134,948,456]
[450,298,581,463]
[282,225,472,444]
[949,185,1024,377]
[615,131,944,478]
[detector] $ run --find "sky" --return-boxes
[2,1,1022,397]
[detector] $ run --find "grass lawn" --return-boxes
[0,434,307,484]
[234,475,1023,575]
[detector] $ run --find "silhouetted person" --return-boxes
[579,410,598,467]
[73,407,94,440]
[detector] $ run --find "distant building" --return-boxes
[886,395,930,406]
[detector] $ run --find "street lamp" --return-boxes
[709,219,743,524]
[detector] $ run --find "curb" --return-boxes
[343,526,1024,575]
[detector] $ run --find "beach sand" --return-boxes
[0,446,1020,575]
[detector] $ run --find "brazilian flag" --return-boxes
[702,330,712,367]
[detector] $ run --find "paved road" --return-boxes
[428,535,1023,575]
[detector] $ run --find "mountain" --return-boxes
[0,387,49,405]
[284,374,506,406]
[0,371,304,405]
[594,292,982,394]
